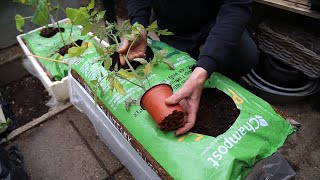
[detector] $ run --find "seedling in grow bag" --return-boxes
[90,21,186,132]
[14,0,105,65]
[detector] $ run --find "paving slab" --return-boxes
[6,107,109,180]
[276,95,320,180]
[111,168,135,180]
[66,107,123,175]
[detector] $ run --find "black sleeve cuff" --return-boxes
[191,56,219,77]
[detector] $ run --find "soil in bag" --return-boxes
[191,88,240,137]
[40,27,65,38]
[58,39,83,56]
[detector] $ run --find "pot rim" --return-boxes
[140,83,173,109]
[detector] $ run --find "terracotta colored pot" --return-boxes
[141,84,186,131]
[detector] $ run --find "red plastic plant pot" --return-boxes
[140,84,186,131]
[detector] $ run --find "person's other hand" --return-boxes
[165,67,208,135]
[118,32,148,65]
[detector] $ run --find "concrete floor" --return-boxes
[5,106,134,180]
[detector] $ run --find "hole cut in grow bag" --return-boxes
[40,27,65,38]
[103,46,154,70]
[191,88,240,137]
[58,39,83,56]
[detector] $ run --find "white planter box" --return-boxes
[69,74,160,180]
[16,18,108,102]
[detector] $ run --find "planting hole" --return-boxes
[40,27,65,38]
[103,46,154,70]
[190,88,240,137]
[58,39,83,56]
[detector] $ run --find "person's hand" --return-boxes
[165,67,208,135]
[118,32,148,65]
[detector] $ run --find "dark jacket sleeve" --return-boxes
[196,0,253,76]
[127,0,152,27]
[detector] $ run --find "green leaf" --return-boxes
[105,24,115,32]
[91,10,98,17]
[123,33,136,41]
[15,14,25,32]
[131,22,145,34]
[31,0,49,26]
[81,24,92,36]
[66,7,90,25]
[146,21,158,32]
[68,42,88,57]
[117,69,135,79]
[95,10,106,22]
[94,44,104,55]
[104,56,112,70]
[87,0,95,10]
[133,58,148,65]
[113,78,125,95]
[157,29,174,36]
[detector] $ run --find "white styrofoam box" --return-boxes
[16,18,108,102]
[68,75,160,180]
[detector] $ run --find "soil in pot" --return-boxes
[0,75,50,128]
[190,88,240,137]
[141,84,186,132]
[58,39,83,56]
[40,27,65,38]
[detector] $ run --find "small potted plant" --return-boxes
[90,21,186,131]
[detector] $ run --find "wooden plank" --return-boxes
[255,0,320,19]
[287,0,310,6]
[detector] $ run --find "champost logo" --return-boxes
[255,115,269,127]
[206,115,269,168]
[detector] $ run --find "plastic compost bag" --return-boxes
[70,39,294,179]
[0,146,29,180]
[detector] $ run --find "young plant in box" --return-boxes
[14,0,106,80]
[91,21,186,132]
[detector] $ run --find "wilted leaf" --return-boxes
[113,78,125,95]
[104,56,112,70]
[118,69,135,79]
[91,79,98,86]
[162,59,175,70]
[143,63,152,75]
[133,58,148,65]
[15,14,25,32]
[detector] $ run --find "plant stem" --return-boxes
[115,74,145,89]
[27,54,68,64]
[69,24,74,42]
[123,56,146,91]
